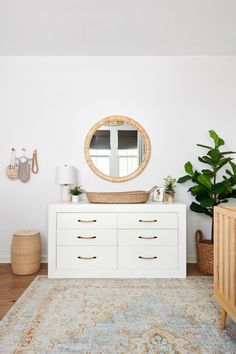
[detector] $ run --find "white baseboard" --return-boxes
[1,255,195,264]
[42,255,48,263]
[0,255,48,263]
[2,255,196,264]
[0,255,11,263]
[187,255,197,264]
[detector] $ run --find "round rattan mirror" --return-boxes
[84,115,151,182]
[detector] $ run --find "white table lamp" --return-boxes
[55,165,77,202]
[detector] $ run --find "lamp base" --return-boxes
[60,185,71,202]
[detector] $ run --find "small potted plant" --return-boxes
[164,176,176,203]
[69,185,83,203]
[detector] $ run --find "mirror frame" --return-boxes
[84,115,151,182]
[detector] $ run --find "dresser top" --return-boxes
[49,201,186,212]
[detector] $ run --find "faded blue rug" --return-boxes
[0,276,235,353]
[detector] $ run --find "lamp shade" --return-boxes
[55,165,77,185]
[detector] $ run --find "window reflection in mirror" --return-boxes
[89,123,145,177]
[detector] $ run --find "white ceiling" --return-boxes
[0,0,236,55]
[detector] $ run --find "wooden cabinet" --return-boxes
[48,202,186,278]
[214,206,236,329]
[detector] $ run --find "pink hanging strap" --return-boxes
[32,149,39,174]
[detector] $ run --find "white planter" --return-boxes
[72,195,80,203]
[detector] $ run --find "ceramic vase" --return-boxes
[165,191,175,203]
[72,195,80,203]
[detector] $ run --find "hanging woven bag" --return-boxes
[5,149,18,180]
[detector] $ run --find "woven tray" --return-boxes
[86,186,157,204]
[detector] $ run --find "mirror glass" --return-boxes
[84,116,150,182]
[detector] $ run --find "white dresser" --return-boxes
[48,202,186,278]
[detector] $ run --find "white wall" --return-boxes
[0,56,236,263]
[1,0,236,55]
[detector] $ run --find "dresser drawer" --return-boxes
[118,229,178,246]
[57,213,117,229]
[57,246,117,269]
[118,246,178,269]
[57,229,117,246]
[118,213,178,229]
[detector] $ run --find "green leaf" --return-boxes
[190,202,213,217]
[221,151,236,155]
[226,169,233,176]
[202,169,215,178]
[214,180,232,195]
[197,175,212,190]
[212,182,227,194]
[230,161,236,175]
[196,194,210,202]
[196,144,212,149]
[188,185,209,196]
[199,155,215,166]
[207,148,221,162]
[231,189,236,198]
[224,180,233,194]
[200,198,216,208]
[209,130,225,148]
[177,175,192,183]
[188,186,199,195]
[216,157,232,172]
[230,177,236,186]
[218,138,225,147]
[198,157,208,164]
[221,189,236,198]
[184,162,194,176]
[191,171,200,183]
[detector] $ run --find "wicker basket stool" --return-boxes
[11,230,42,275]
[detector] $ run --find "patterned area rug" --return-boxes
[0,276,235,353]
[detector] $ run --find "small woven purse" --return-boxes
[5,149,18,180]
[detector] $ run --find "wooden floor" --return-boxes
[0,263,205,320]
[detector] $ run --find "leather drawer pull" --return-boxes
[77,256,97,260]
[77,219,97,223]
[77,236,97,239]
[138,256,157,260]
[139,219,157,223]
[138,236,157,239]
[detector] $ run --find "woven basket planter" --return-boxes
[195,230,214,275]
[11,230,42,275]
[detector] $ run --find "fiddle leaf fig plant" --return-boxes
[178,130,236,242]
